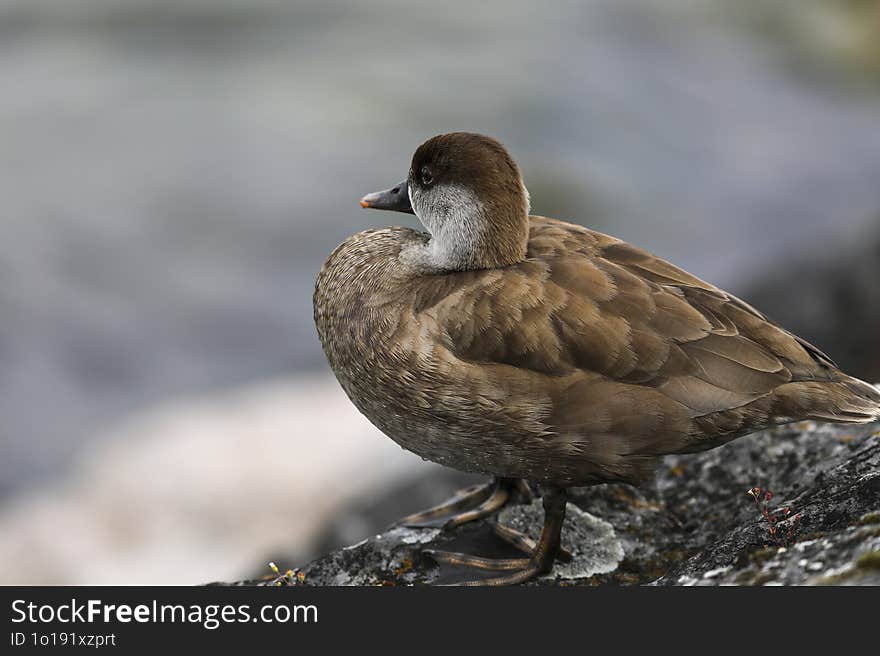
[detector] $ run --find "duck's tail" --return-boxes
[790,375,880,424]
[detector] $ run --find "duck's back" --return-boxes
[315,217,880,486]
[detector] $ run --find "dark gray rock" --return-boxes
[232,418,880,586]
[744,221,880,383]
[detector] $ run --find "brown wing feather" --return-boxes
[413,217,871,449]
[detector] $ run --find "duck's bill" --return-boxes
[359,180,413,214]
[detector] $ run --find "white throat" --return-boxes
[402,182,488,272]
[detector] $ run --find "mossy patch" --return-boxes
[855,551,880,571]
[814,551,880,584]
[749,547,778,565]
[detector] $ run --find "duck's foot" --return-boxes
[423,488,567,586]
[491,520,573,563]
[397,477,533,530]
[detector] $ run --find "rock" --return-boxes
[497,500,624,581]
[253,500,624,587]
[229,418,880,586]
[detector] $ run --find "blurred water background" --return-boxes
[1,0,878,583]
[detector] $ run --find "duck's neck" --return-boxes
[403,186,530,273]
[401,220,529,273]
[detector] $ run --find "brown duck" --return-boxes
[314,132,880,585]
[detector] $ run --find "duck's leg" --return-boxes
[491,521,573,563]
[397,477,532,529]
[423,487,568,586]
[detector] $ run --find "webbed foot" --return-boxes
[422,488,568,586]
[397,477,533,530]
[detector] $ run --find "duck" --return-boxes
[313,132,880,585]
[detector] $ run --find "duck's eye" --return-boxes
[420,166,433,186]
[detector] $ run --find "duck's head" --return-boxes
[360,132,530,272]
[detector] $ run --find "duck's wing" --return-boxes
[591,234,838,414]
[598,233,837,368]
[416,217,878,427]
